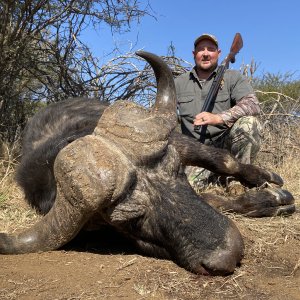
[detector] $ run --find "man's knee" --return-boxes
[227,116,262,164]
[230,116,262,142]
[233,116,261,133]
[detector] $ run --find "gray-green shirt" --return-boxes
[175,67,254,141]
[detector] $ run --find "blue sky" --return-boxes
[83,0,300,79]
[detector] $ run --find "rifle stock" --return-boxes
[194,33,243,143]
[225,33,243,65]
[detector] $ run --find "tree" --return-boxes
[0,0,152,142]
[88,49,191,108]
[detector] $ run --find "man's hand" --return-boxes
[194,112,224,126]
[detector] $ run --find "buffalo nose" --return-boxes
[197,221,244,276]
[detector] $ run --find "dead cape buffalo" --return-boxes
[0,51,295,276]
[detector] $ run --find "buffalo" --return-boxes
[0,51,295,275]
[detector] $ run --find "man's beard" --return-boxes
[197,60,218,73]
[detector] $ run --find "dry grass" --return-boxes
[0,142,40,233]
[0,122,299,300]
[256,121,300,199]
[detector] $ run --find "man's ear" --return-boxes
[218,49,221,57]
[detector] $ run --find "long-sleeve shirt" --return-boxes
[218,93,260,127]
[175,67,260,142]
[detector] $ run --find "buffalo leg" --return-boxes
[170,132,283,187]
[201,186,295,217]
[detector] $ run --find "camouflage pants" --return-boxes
[214,116,262,164]
[186,116,262,187]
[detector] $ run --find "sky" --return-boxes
[82,0,300,79]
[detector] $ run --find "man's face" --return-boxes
[193,39,221,72]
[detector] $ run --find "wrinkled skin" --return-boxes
[0,52,295,276]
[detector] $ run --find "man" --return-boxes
[175,34,262,187]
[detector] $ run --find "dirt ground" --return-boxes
[0,189,299,300]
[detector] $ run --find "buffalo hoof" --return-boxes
[267,172,284,187]
[241,187,295,217]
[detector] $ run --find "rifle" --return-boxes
[194,33,243,143]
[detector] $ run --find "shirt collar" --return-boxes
[190,66,218,83]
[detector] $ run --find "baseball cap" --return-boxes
[194,34,218,48]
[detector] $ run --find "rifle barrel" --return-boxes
[201,65,226,112]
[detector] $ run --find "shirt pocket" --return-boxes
[215,90,230,103]
[177,94,196,120]
[214,91,232,111]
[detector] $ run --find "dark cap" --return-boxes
[194,33,218,48]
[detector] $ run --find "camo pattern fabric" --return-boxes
[186,116,262,188]
[224,116,262,164]
[215,116,262,164]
